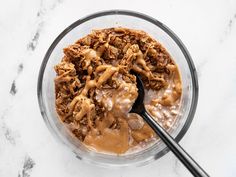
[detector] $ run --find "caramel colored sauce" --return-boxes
[54,27,182,154]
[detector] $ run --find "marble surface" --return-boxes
[1,0,236,176]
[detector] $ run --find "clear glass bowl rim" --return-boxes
[37,9,198,167]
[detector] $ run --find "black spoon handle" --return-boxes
[141,110,209,177]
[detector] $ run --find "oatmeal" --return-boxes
[54,27,182,154]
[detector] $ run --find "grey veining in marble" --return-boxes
[18,156,35,177]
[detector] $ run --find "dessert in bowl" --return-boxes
[38,10,198,167]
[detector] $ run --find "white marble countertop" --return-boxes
[1,0,236,176]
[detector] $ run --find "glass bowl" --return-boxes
[37,10,198,167]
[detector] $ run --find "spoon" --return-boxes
[130,73,209,177]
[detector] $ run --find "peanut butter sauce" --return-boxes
[54,27,182,154]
